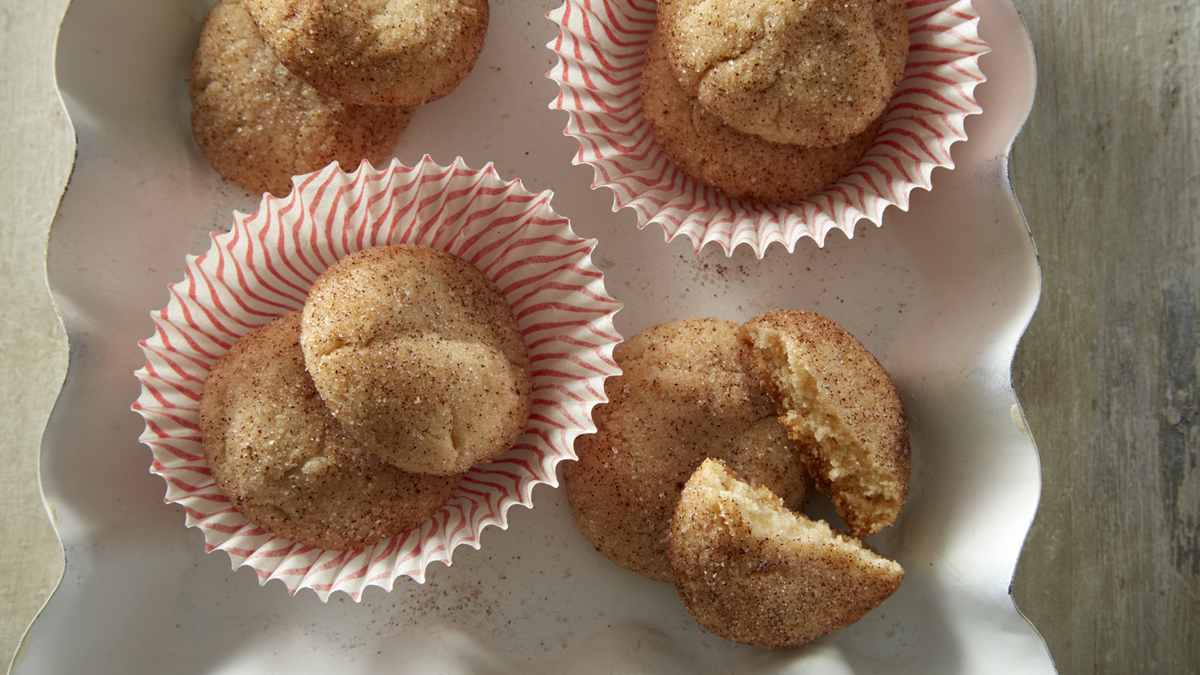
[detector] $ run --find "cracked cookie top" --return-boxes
[657,0,908,147]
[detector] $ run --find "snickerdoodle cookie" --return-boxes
[564,318,811,582]
[641,26,882,203]
[199,311,461,551]
[740,310,910,538]
[189,0,410,197]
[669,459,904,649]
[657,0,908,147]
[242,0,490,106]
[299,245,532,476]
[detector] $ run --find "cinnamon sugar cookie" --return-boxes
[242,0,490,106]
[299,245,532,476]
[199,312,461,551]
[740,310,910,538]
[641,26,881,203]
[657,0,908,147]
[669,459,904,649]
[189,0,410,197]
[564,318,811,582]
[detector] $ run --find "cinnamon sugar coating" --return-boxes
[189,0,410,197]
[669,459,903,649]
[300,245,532,476]
[641,26,882,203]
[657,0,908,147]
[199,312,461,551]
[565,318,811,582]
[242,0,489,106]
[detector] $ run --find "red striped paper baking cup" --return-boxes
[547,0,989,256]
[133,157,623,600]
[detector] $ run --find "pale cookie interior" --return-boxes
[741,313,909,538]
[669,459,903,649]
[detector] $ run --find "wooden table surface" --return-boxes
[2,1,1196,673]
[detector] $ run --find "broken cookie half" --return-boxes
[740,309,910,538]
[669,459,903,649]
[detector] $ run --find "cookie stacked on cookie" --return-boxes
[564,318,814,582]
[200,245,532,551]
[643,0,909,203]
[199,311,463,551]
[299,245,532,478]
[189,0,488,196]
[566,310,910,648]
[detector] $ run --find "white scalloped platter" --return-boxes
[19,0,1055,673]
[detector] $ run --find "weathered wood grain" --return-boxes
[0,0,73,668]
[1009,0,1200,672]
